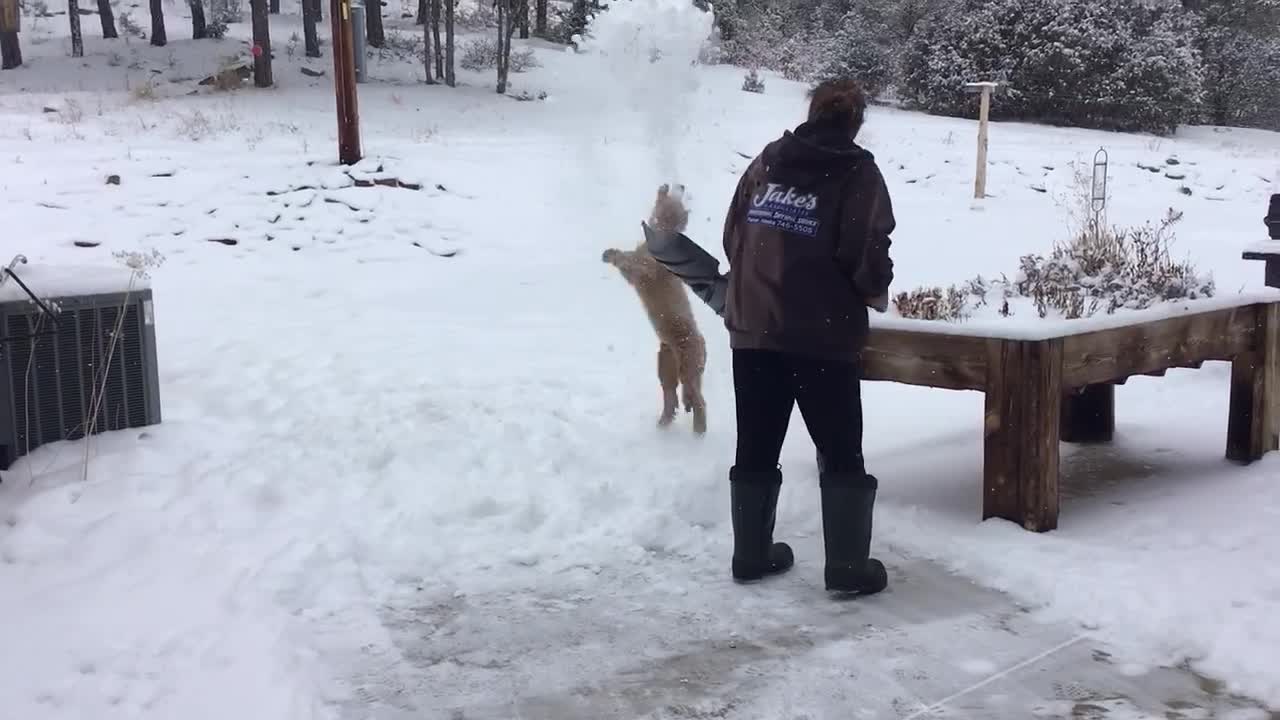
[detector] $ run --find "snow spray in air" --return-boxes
[575,0,716,185]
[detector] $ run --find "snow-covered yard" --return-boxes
[2,1,1280,718]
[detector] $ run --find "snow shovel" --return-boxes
[641,221,729,317]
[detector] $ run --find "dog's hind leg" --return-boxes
[678,340,708,435]
[657,343,680,427]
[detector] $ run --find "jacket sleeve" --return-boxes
[838,160,896,307]
[641,223,729,316]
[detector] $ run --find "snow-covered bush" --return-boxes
[1199,29,1280,130]
[455,0,498,30]
[206,18,229,39]
[716,0,950,99]
[741,68,765,93]
[811,4,898,99]
[459,38,538,72]
[893,278,997,322]
[210,0,243,24]
[1017,209,1214,319]
[379,29,422,62]
[900,0,1205,134]
[895,209,1213,323]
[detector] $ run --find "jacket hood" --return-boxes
[761,119,872,188]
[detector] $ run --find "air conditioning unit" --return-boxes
[0,260,162,471]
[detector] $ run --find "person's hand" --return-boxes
[866,293,889,313]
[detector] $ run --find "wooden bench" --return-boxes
[861,298,1280,532]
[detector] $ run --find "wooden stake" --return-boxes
[331,0,361,164]
[964,81,998,200]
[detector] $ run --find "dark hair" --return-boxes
[807,78,868,138]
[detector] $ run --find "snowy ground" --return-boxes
[3,1,1280,719]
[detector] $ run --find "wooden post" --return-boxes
[331,0,362,164]
[1061,384,1115,444]
[1227,303,1279,463]
[964,81,999,200]
[984,338,1063,531]
[0,0,19,70]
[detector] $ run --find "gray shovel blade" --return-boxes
[641,221,730,317]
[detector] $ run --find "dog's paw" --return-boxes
[657,412,676,428]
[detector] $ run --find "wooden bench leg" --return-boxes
[984,338,1063,532]
[1061,384,1115,444]
[1227,304,1279,463]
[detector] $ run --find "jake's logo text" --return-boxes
[752,184,818,211]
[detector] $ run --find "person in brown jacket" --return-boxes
[721,78,895,596]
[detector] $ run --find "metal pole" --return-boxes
[1091,147,1109,237]
[330,0,362,164]
[350,0,366,83]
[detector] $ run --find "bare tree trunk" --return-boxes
[269,0,279,13]
[150,0,167,45]
[444,0,454,86]
[303,0,320,56]
[430,0,441,79]
[422,0,435,84]
[250,0,272,86]
[191,0,207,38]
[69,0,84,56]
[416,0,424,24]
[98,0,117,38]
[534,0,546,37]
[365,0,384,47]
[517,0,528,39]
[0,32,19,69]
[496,0,513,94]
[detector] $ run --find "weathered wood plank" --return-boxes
[1062,306,1256,388]
[983,338,1062,531]
[1226,304,1279,463]
[1266,303,1280,454]
[863,329,988,391]
[1061,383,1114,444]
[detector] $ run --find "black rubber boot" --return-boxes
[820,472,888,596]
[730,467,795,583]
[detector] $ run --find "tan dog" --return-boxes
[602,184,708,434]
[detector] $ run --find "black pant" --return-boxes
[732,348,866,483]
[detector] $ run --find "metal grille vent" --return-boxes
[6,302,147,461]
